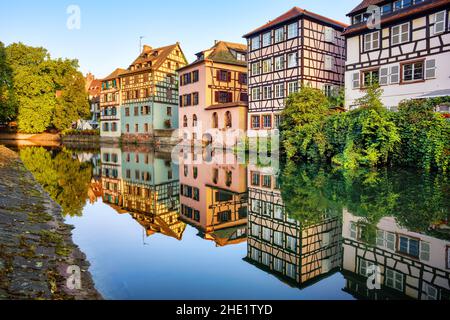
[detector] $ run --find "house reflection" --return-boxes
[100,146,186,240]
[245,165,342,288]
[178,148,248,246]
[342,210,450,300]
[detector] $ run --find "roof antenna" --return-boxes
[139,36,145,53]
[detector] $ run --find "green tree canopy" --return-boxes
[0,41,17,123]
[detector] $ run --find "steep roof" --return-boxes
[348,0,385,16]
[243,7,348,38]
[123,43,184,75]
[343,0,450,36]
[102,68,127,81]
[178,40,247,71]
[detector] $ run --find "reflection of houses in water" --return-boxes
[100,147,186,240]
[342,210,450,300]
[179,150,248,246]
[245,165,342,288]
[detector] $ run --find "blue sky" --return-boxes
[0,0,361,78]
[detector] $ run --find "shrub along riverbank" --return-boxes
[280,86,450,172]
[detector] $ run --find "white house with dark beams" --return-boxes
[343,0,450,110]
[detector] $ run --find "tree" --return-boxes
[0,41,17,123]
[280,87,330,162]
[5,42,89,133]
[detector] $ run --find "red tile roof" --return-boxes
[343,0,450,36]
[243,7,348,38]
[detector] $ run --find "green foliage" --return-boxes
[327,86,345,109]
[279,163,449,240]
[280,85,447,172]
[4,42,88,133]
[0,42,17,123]
[393,98,450,172]
[19,147,93,217]
[280,87,330,162]
[62,129,100,136]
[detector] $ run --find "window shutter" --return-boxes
[352,72,360,89]
[216,70,220,81]
[228,92,233,103]
[227,71,232,82]
[379,67,389,85]
[215,91,219,103]
[390,65,400,83]
[425,59,436,79]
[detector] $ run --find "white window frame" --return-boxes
[262,252,270,266]
[425,59,436,79]
[385,268,404,292]
[262,58,272,73]
[324,27,335,43]
[263,85,272,99]
[402,61,424,82]
[251,224,260,236]
[286,235,297,251]
[262,227,271,241]
[287,52,298,68]
[433,10,446,35]
[262,32,271,47]
[422,283,439,300]
[274,83,284,98]
[364,31,380,51]
[251,62,260,76]
[420,242,430,261]
[392,22,410,45]
[287,81,299,95]
[359,258,375,277]
[352,72,360,89]
[287,22,298,39]
[286,263,296,279]
[251,36,260,50]
[274,55,284,71]
[274,27,284,43]
[273,258,283,272]
[376,229,396,250]
[390,65,400,83]
[324,55,334,71]
[251,87,261,101]
[274,231,283,246]
[379,67,389,85]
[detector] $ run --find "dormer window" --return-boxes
[153,51,158,57]
[393,0,412,11]
[235,51,246,62]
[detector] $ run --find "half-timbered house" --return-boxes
[342,209,450,300]
[245,165,342,288]
[243,7,347,131]
[344,0,450,109]
[120,43,188,142]
[177,41,248,146]
[178,149,248,246]
[100,69,126,140]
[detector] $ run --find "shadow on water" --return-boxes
[8,143,449,300]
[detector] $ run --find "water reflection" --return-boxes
[15,144,450,300]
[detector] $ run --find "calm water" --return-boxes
[10,144,450,300]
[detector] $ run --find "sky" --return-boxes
[0,0,361,78]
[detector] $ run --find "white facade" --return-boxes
[345,6,450,109]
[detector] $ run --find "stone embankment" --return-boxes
[0,145,101,300]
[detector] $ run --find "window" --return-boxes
[376,230,396,250]
[274,83,284,98]
[212,112,218,129]
[274,55,284,71]
[261,252,270,266]
[251,171,260,186]
[274,231,283,246]
[262,115,272,129]
[359,259,375,277]
[263,86,272,99]
[274,205,283,220]
[135,124,139,133]
[193,188,200,201]
[262,59,272,73]
[251,36,260,50]
[420,242,430,261]
[183,115,188,128]
[144,123,149,133]
[240,92,248,102]
[422,283,439,300]
[392,23,409,45]
[352,72,360,89]
[262,32,271,47]
[286,236,297,251]
[350,222,358,239]
[390,65,400,83]
[379,67,389,85]
[216,91,232,103]
[167,106,172,116]
[193,92,199,105]
[324,27,335,43]
[393,0,412,11]
[274,114,281,129]
[218,70,231,82]
[126,124,130,133]
[251,115,260,129]
[134,106,139,116]
[251,62,260,76]
[192,114,198,127]
[274,27,284,43]
[385,268,404,291]
[274,258,283,272]
[192,70,199,82]
[324,55,334,71]
[262,227,271,241]
[238,73,247,85]
[402,61,424,82]
[287,81,298,95]
[286,263,296,279]
[262,174,272,187]
[287,52,297,68]
[425,59,436,79]
[433,11,446,34]
[362,69,379,87]
[398,235,420,257]
[364,31,380,51]
[382,4,392,15]
[287,22,298,39]
[252,224,261,236]
[323,84,334,97]
[225,111,232,128]
[251,87,261,101]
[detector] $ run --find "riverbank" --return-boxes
[0,145,101,300]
